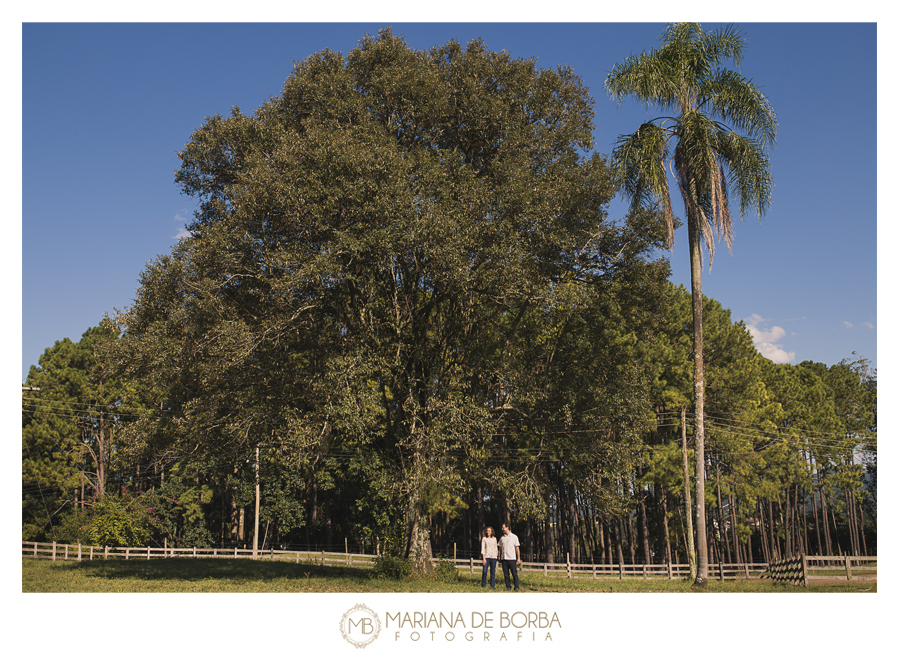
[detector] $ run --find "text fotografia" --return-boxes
[386,611,561,642]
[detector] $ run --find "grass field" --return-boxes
[21,558,875,593]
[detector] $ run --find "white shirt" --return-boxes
[481,536,498,559]
[498,532,520,560]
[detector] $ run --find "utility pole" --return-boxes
[253,444,260,559]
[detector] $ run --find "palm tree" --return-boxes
[605,23,776,585]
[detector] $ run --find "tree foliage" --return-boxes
[111,29,667,571]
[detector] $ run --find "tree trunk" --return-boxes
[639,485,652,565]
[613,518,625,567]
[715,458,731,563]
[730,497,740,563]
[681,405,697,579]
[568,486,577,563]
[545,515,554,563]
[405,489,434,575]
[820,486,833,555]
[657,485,671,565]
[687,213,709,586]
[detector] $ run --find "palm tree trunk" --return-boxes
[681,404,697,579]
[688,215,709,586]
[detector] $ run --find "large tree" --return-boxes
[117,29,664,571]
[22,320,135,540]
[605,23,777,584]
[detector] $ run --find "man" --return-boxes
[497,523,521,591]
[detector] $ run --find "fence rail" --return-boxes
[763,554,877,586]
[23,541,818,581]
[21,541,379,567]
[454,557,770,580]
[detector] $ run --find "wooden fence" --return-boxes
[762,555,878,587]
[763,554,877,586]
[24,541,781,580]
[22,541,379,568]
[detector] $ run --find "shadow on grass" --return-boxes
[70,557,370,583]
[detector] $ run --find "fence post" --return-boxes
[801,555,809,587]
[322,550,326,566]
[148,546,151,560]
[90,546,94,561]
[567,553,571,579]
[126,547,130,560]
[52,541,57,561]
[104,546,108,559]
[470,557,474,573]
[845,555,852,581]
[78,543,82,562]
[667,561,673,580]
[619,558,624,580]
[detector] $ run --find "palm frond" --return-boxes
[713,130,774,219]
[610,123,676,247]
[605,52,679,112]
[703,69,778,147]
[606,21,775,259]
[700,24,745,68]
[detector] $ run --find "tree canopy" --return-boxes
[113,29,668,570]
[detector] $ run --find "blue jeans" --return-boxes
[481,558,497,588]
[501,559,520,590]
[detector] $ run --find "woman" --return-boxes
[480,526,498,589]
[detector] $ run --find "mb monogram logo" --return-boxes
[340,604,382,648]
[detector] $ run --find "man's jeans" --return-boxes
[501,559,520,590]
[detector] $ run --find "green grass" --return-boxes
[21,558,875,593]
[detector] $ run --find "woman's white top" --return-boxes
[481,536,498,559]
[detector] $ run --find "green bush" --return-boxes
[433,557,460,583]
[88,494,152,547]
[47,508,92,545]
[371,555,412,580]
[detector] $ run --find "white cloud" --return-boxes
[843,321,854,329]
[862,321,875,330]
[173,209,191,241]
[744,313,796,364]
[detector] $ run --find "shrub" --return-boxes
[433,557,460,583]
[371,555,412,580]
[47,507,92,545]
[88,494,153,547]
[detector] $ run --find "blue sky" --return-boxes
[20,21,878,380]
